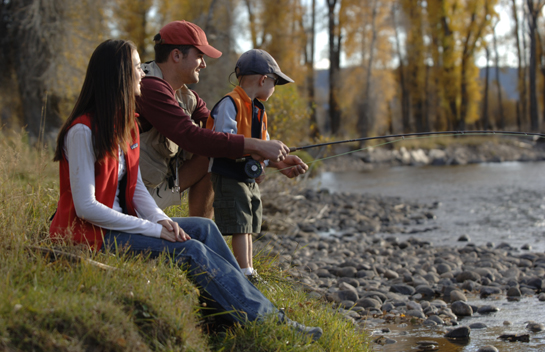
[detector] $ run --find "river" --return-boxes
[310,161,545,352]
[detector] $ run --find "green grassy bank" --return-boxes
[0,130,371,351]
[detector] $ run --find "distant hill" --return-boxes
[479,66,519,100]
[314,67,520,100]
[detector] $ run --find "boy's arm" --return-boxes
[210,98,238,134]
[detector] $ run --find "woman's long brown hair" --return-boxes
[53,40,137,162]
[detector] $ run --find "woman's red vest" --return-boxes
[49,114,140,250]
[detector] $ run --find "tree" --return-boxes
[400,0,430,132]
[326,0,342,135]
[482,46,491,129]
[425,0,497,131]
[526,0,545,131]
[492,20,506,129]
[511,0,527,130]
[392,2,411,133]
[459,0,496,130]
[302,0,319,138]
[110,0,153,59]
[356,0,379,140]
[340,0,395,138]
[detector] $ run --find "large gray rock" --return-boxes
[451,301,473,317]
[336,266,358,277]
[415,285,435,300]
[329,290,358,303]
[449,289,468,302]
[406,309,426,319]
[480,286,502,298]
[477,305,500,314]
[507,286,521,297]
[444,326,471,338]
[456,271,481,283]
[356,297,381,309]
[390,284,416,296]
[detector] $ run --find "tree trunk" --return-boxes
[327,0,341,135]
[493,23,505,129]
[521,5,529,130]
[357,0,378,143]
[307,0,318,138]
[482,47,490,130]
[392,3,410,133]
[527,0,540,131]
[8,0,64,144]
[511,0,524,130]
[245,0,259,48]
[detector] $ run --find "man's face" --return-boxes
[178,47,206,85]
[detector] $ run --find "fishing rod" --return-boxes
[288,130,545,152]
[243,130,545,178]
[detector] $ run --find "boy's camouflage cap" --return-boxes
[235,49,294,85]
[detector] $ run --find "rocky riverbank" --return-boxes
[318,137,545,172]
[258,141,545,351]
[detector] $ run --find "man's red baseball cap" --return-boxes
[157,21,222,59]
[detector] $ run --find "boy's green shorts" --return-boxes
[211,173,262,235]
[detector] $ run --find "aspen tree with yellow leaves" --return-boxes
[526,0,545,131]
[110,0,154,59]
[341,0,396,139]
[413,0,498,131]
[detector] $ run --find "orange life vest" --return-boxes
[206,86,267,182]
[206,86,267,140]
[49,114,140,250]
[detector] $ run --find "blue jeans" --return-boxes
[102,217,278,323]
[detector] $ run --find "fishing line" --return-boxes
[271,131,545,176]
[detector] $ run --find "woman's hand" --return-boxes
[158,219,190,242]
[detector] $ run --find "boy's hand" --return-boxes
[271,155,308,178]
[255,164,266,184]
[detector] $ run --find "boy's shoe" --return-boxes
[284,317,323,342]
[247,270,268,285]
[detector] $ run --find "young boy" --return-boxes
[206,49,308,283]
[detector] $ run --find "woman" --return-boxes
[49,39,322,341]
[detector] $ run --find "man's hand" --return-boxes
[270,155,308,178]
[158,219,190,242]
[244,138,290,162]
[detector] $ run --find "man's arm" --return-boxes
[138,77,289,161]
[138,77,244,158]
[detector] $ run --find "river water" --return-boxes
[310,161,545,351]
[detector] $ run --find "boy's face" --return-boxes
[256,74,277,101]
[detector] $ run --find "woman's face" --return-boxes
[132,50,145,96]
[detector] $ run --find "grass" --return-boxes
[0,129,371,351]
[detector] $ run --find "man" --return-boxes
[137,21,307,217]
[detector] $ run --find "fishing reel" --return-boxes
[236,158,263,179]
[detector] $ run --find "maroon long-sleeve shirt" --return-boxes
[136,76,245,158]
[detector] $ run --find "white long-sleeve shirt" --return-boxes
[64,124,169,238]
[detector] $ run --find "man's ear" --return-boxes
[171,49,181,63]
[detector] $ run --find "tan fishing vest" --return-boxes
[139,61,197,189]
